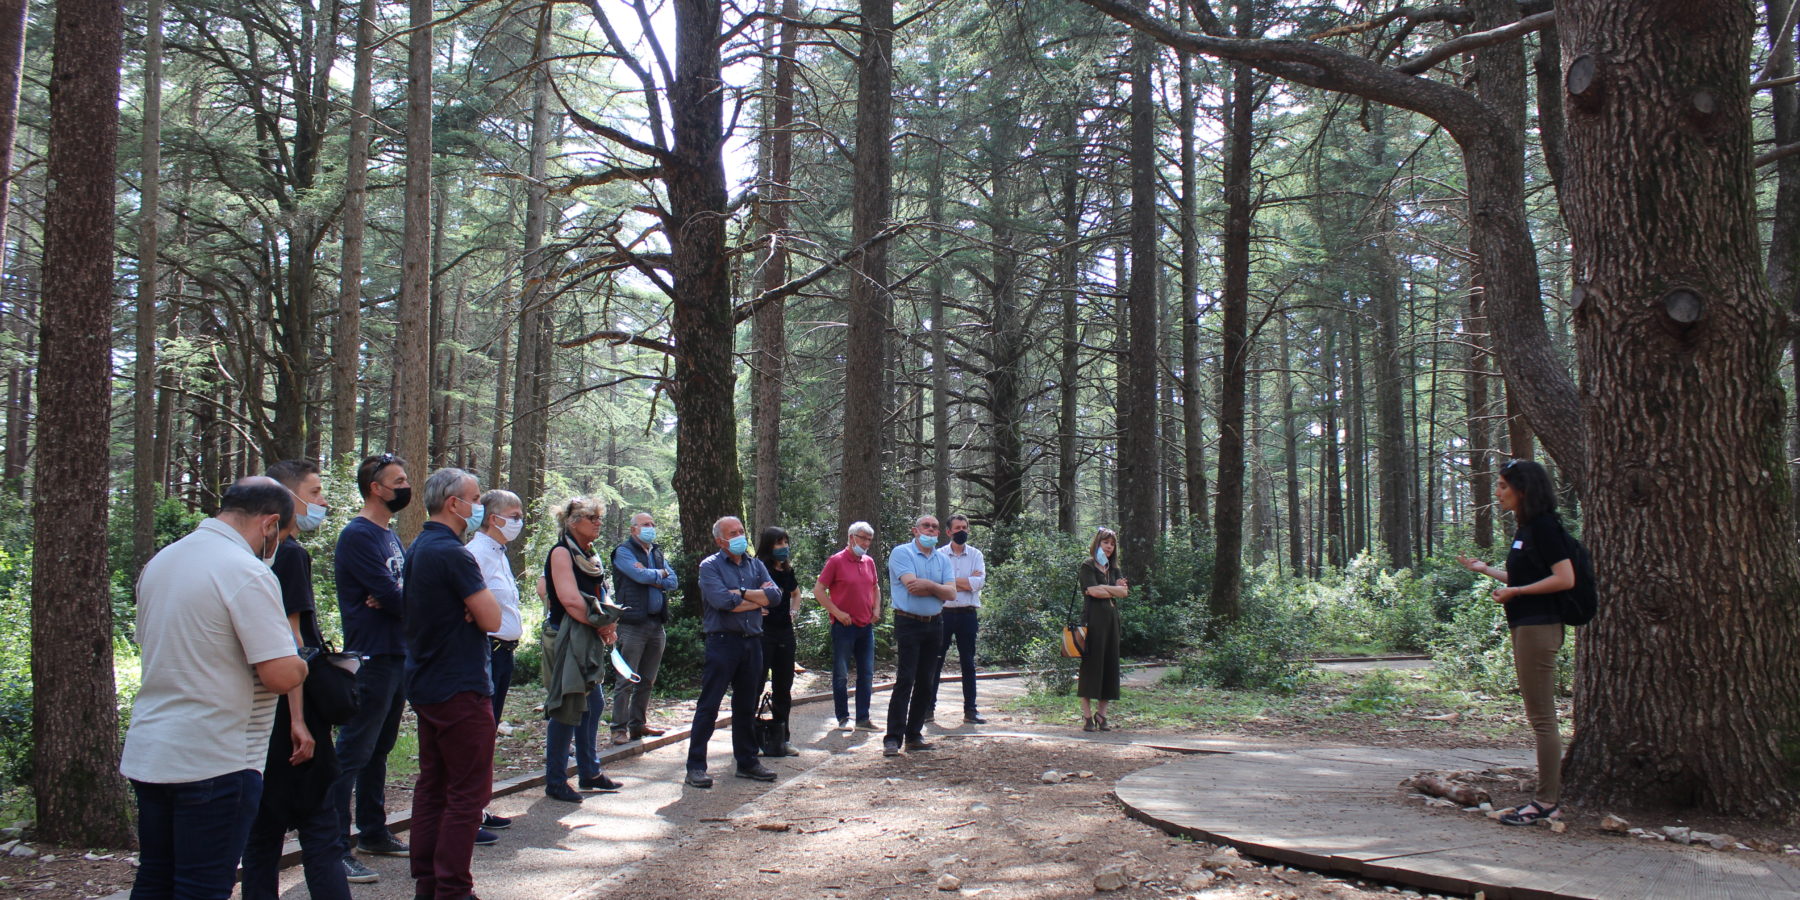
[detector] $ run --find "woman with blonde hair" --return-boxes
[1077,527,1128,732]
[541,497,621,802]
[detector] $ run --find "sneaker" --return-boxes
[474,827,499,846]
[736,763,778,782]
[482,811,511,830]
[854,719,878,732]
[545,782,582,803]
[905,736,932,752]
[964,711,987,725]
[1498,800,1561,826]
[610,729,631,746]
[342,855,379,884]
[838,717,852,730]
[685,768,714,789]
[579,773,623,792]
[882,739,902,757]
[356,832,410,857]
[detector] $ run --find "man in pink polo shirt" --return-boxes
[814,521,880,730]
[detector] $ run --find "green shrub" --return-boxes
[1334,668,1407,713]
[1022,635,1080,695]
[1179,580,1318,693]
[1429,586,1576,697]
[977,526,1088,667]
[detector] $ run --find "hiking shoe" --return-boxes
[482,811,511,829]
[357,832,409,857]
[736,763,778,782]
[905,736,932,752]
[1499,800,1561,826]
[964,711,987,725]
[545,782,582,803]
[474,827,499,846]
[685,768,714,789]
[610,729,631,746]
[579,773,623,792]
[882,739,902,757]
[342,855,379,883]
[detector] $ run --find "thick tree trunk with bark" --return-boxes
[1208,3,1254,624]
[1178,50,1208,527]
[32,0,132,847]
[132,0,164,571]
[508,10,554,548]
[668,0,745,560]
[393,0,432,541]
[1055,111,1082,534]
[1117,27,1160,585]
[1559,0,1800,816]
[751,0,796,534]
[985,107,1027,528]
[332,0,375,462]
[837,0,893,536]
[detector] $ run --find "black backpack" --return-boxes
[1558,538,1597,626]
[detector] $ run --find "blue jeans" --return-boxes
[130,770,262,900]
[687,632,763,772]
[933,607,981,716]
[545,683,605,785]
[332,653,406,845]
[240,787,350,900]
[886,615,943,743]
[830,622,875,723]
[490,641,516,723]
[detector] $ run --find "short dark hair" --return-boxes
[948,514,969,527]
[356,452,405,498]
[266,458,321,491]
[755,525,789,568]
[220,477,295,529]
[1498,459,1558,522]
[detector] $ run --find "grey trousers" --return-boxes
[611,620,666,731]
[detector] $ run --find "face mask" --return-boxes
[295,501,327,533]
[464,501,485,535]
[637,526,657,544]
[385,485,412,513]
[773,546,790,561]
[262,522,280,568]
[951,530,968,545]
[499,516,524,542]
[1095,548,1109,567]
[917,534,937,550]
[728,535,749,556]
[851,544,868,558]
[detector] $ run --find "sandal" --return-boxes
[1498,800,1561,826]
[1082,716,1097,732]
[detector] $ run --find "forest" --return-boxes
[1,0,1798,846]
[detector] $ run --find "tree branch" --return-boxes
[731,222,911,324]
[555,328,677,355]
[549,74,675,164]
[1395,10,1555,75]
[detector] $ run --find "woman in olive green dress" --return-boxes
[1077,527,1128,731]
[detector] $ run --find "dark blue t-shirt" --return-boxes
[335,515,406,656]
[403,521,492,705]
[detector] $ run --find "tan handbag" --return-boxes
[1059,587,1087,657]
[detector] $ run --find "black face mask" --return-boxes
[951,530,969,545]
[385,486,413,513]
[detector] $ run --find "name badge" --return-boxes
[1512,540,1524,550]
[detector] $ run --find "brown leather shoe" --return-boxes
[631,725,667,738]
[610,729,631,746]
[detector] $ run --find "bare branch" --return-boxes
[732,222,911,324]
[1395,10,1555,75]
[556,328,678,355]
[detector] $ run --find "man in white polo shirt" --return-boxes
[121,477,309,900]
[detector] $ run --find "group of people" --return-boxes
[121,449,1133,900]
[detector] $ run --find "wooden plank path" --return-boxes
[1114,746,1800,899]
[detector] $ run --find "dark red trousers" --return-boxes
[409,691,495,899]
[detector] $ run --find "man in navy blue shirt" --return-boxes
[404,468,500,900]
[684,516,781,788]
[331,453,412,882]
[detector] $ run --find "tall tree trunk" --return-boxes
[1765,0,1800,536]
[1178,48,1208,527]
[1559,0,1800,816]
[1370,117,1413,568]
[131,0,164,571]
[1208,2,1254,622]
[837,0,893,536]
[32,0,131,847]
[986,106,1027,529]
[751,0,796,534]
[929,145,950,523]
[508,8,554,549]
[393,0,432,541]
[667,0,745,565]
[1117,26,1160,585]
[1323,312,1345,569]
[1466,289,1493,549]
[428,180,449,467]
[1280,319,1302,571]
[1055,111,1082,534]
[332,0,375,463]
[489,281,511,484]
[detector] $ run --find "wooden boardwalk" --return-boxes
[1114,746,1800,899]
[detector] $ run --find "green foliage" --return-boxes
[977,526,1087,667]
[0,541,32,792]
[1333,668,1406,713]
[1179,612,1318,694]
[1429,588,1576,698]
[655,616,708,695]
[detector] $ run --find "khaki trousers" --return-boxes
[1510,623,1565,804]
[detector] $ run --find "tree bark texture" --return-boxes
[751,0,796,534]
[1178,50,1208,527]
[1764,0,1800,535]
[508,8,554,552]
[132,0,164,572]
[332,0,376,463]
[985,105,1028,528]
[1117,26,1160,585]
[837,0,894,537]
[393,0,432,542]
[1208,2,1253,624]
[1559,0,1800,816]
[32,0,132,847]
[1055,110,1082,534]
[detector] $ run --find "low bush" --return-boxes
[1429,587,1576,698]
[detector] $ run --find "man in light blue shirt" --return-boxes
[883,515,955,757]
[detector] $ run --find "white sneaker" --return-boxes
[497,721,515,736]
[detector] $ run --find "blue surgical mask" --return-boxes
[465,502,485,534]
[1095,548,1108,567]
[295,501,327,533]
[773,546,790,561]
[851,544,868,558]
[917,534,937,550]
[728,535,748,556]
[638,526,657,544]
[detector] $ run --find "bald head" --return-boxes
[220,476,295,529]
